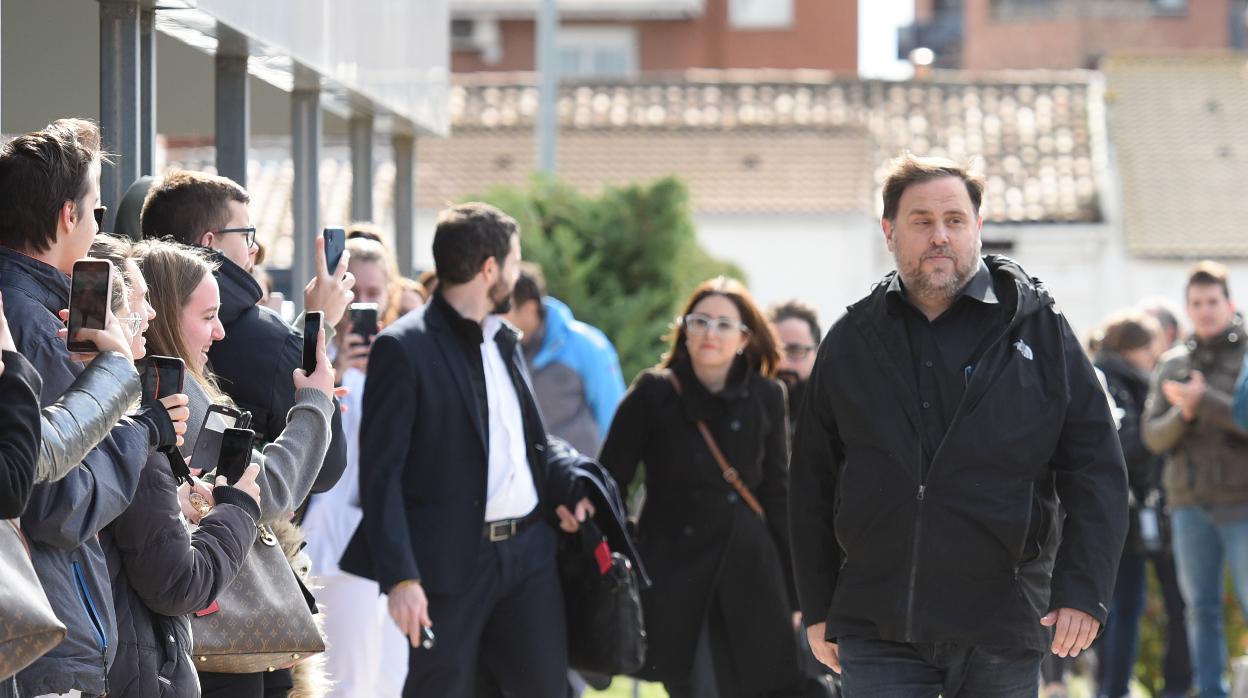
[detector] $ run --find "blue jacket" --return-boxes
[0,246,153,697]
[526,297,625,456]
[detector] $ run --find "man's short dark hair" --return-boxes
[431,203,517,285]
[0,118,103,253]
[882,154,984,222]
[769,300,822,344]
[141,169,249,246]
[512,262,546,311]
[1186,260,1231,299]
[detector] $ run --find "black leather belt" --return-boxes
[483,511,539,542]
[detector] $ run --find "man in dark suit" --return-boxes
[341,202,594,697]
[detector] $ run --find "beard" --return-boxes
[895,245,979,303]
[489,276,513,315]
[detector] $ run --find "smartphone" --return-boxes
[189,405,243,473]
[419,625,436,650]
[67,259,113,353]
[138,356,186,403]
[303,311,323,375]
[350,303,380,346]
[215,427,254,485]
[322,227,345,274]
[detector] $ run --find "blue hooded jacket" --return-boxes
[526,297,625,456]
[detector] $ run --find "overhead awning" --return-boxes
[450,0,704,20]
[154,0,449,136]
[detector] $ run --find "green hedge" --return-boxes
[471,175,743,382]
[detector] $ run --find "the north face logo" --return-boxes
[1014,339,1034,360]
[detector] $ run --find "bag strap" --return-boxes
[666,371,765,519]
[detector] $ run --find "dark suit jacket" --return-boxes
[339,295,582,594]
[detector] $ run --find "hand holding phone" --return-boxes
[67,259,113,353]
[303,230,355,327]
[302,311,323,375]
[190,405,243,474]
[214,427,254,485]
[349,303,380,345]
[139,356,186,403]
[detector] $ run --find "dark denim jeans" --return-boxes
[838,636,1042,697]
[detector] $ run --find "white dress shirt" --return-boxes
[481,315,539,521]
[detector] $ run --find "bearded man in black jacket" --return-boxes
[789,155,1128,697]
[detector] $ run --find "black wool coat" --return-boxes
[599,358,802,690]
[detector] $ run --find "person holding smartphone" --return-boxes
[131,239,337,698]
[75,236,262,697]
[1143,262,1248,698]
[305,233,409,697]
[139,170,353,501]
[0,119,197,698]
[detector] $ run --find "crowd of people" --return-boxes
[3,117,1248,698]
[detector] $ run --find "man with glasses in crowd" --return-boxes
[769,300,822,435]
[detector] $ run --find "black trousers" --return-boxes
[199,668,292,698]
[404,521,567,698]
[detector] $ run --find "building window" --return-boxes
[729,0,795,29]
[556,27,638,77]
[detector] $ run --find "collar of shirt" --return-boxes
[886,258,998,316]
[434,290,486,345]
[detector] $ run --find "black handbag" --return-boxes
[558,518,646,676]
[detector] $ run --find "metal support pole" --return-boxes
[215,28,250,186]
[99,0,142,230]
[291,71,322,309]
[139,6,156,176]
[393,133,416,278]
[535,0,559,173]
[350,113,375,222]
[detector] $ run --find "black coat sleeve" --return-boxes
[756,378,798,610]
[596,372,653,494]
[1049,315,1129,625]
[358,334,422,591]
[0,351,42,518]
[788,339,847,629]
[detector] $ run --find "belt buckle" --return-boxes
[488,520,516,542]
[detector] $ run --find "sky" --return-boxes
[858,0,916,79]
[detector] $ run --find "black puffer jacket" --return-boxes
[206,254,346,496]
[790,256,1128,653]
[104,455,259,697]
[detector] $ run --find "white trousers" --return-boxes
[317,571,409,698]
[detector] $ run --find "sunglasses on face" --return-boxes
[684,313,750,337]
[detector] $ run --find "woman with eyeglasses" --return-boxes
[598,277,826,698]
[78,235,264,698]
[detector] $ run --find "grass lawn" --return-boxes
[585,678,668,698]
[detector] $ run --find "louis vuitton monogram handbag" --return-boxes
[190,524,324,673]
[0,519,66,680]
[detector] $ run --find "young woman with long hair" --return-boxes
[130,239,337,698]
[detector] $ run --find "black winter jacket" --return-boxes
[1095,352,1157,496]
[206,254,346,495]
[0,350,42,518]
[789,255,1128,653]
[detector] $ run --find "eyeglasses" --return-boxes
[117,313,142,338]
[93,206,107,228]
[782,343,817,361]
[684,313,750,337]
[211,226,257,248]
